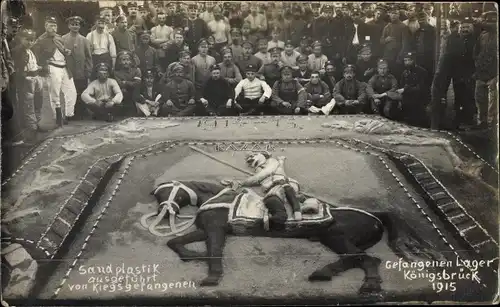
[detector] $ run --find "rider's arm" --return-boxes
[241,160,278,186]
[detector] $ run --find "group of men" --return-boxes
[1,1,497,146]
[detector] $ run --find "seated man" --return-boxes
[293,54,312,86]
[136,69,161,117]
[200,64,234,116]
[332,65,368,114]
[368,59,402,119]
[163,50,195,84]
[321,61,337,95]
[81,63,123,122]
[304,71,335,115]
[271,66,308,115]
[233,64,273,115]
[114,51,142,116]
[158,63,197,116]
[257,47,282,88]
[219,47,243,88]
[356,43,377,83]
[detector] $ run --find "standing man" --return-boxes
[151,11,174,74]
[112,15,136,54]
[244,4,267,40]
[32,16,77,125]
[184,3,210,55]
[207,5,231,53]
[413,12,436,84]
[86,15,117,76]
[380,8,410,71]
[192,38,217,97]
[236,41,262,76]
[345,8,372,64]
[219,48,242,88]
[62,16,93,120]
[367,6,387,59]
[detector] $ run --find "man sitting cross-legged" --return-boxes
[332,64,368,114]
[368,59,402,119]
[158,63,198,116]
[232,64,272,115]
[81,63,123,122]
[136,69,161,117]
[303,71,336,115]
[271,66,308,115]
[200,64,234,116]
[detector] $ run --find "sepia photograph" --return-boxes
[0,0,498,305]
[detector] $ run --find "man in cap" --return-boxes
[413,11,436,81]
[150,11,174,72]
[199,1,216,24]
[307,41,329,73]
[281,40,301,70]
[81,63,123,122]
[288,6,308,48]
[294,36,312,56]
[158,63,197,116]
[267,26,285,52]
[368,59,402,118]
[241,22,259,49]
[6,17,21,50]
[367,6,388,59]
[165,2,181,28]
[207,5,231,53]
[304,70,336,115]
[430,14,477,130]
[355,43,377,83]
[397,51,429,127]
[380,8,410,67]
[345,8,372,64]
[473,12,498,130]
[86,15,117,77]
[257,47,283,89]
[99,6,115,33]
[164,29,189,67]
[185,3,210,55]
[32,16,77,126]
[236,40,262,76]
[293,54,312,86]
[114,50,142,116]
[271,66,308,115]
[192,38,217,96]
[164,50,195,84]
[332,64,368,114]
[11,28,43,143]
[244,3,267,39]
[423,4,436,27]
[219,48,242,88]
[254,38,272,65]
[112,15,136,55]
[62,16,93,120]
[135,30,162,80]
[233,63,272,115]
[126,2,140,28]
[200,64,234,116]
[136,69,161,117]
[229,28,244,62]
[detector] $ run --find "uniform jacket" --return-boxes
[333,79,367,103]
[61,32,93,80]
[271,79,307,108]
[437,33,476,79]
[32,32,72,78]
[399,64,428,99]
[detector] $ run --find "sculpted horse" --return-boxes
[147,179,443,296]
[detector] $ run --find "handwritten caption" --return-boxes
[67,264,197,294]
[385,257,496,293]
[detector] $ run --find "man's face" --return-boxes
[189,9,197,19]
[211,69,221,79]
[271,31,279,40]
[117,19,127,30]
[300,40,308,48]
[69,22,80,33]
[101,10,112,23]
[312,8,320,17]
[353,13,362,23]
[424,6,433,16]
[243,45,252,55]
[223,52,233,63]
[299,61,307,70]
[250,6,258,15]
[20,36,35,49]
[313,45,322,55]
[390,12,400,22]
[232,32,241,43]
[97,69,109,81]
[259,42,267,52]
[214,7,222,19]
[377,64,388,76]
[120,55,132,68]
[360,50,371,61]
[403,58,414,67]
[157,15,166,25]
[198,45,208,55]
[206,2,215,10]
[246,71,256,80]
[282,71,293,82]
[174,70,184,79]
[310,73,320,84]
[45,22,58,36]
[129,7,138,17]
[460,23,474,35]
[168,6,175,15]
[284,45,293,54]
[241,3,249,12]
[140,34,150,44]
[271,53,280,63]
[325,64,335,75]
[140,9,148,17]
[241,26,250,35]
[180,55,191,65]
[374,10,382,19]
[324,10,333,18]
[96,20,106,30]
[145,76,154,86]
[344,70,354,80]
[174,34,184,45]
[207,38,215,49]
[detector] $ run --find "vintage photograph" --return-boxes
[0,0,498,305]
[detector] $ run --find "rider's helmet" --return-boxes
[245,151,271,168]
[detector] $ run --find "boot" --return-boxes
[55,107,64,127]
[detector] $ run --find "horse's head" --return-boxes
[245,151,271,169]
[150,181,199,218]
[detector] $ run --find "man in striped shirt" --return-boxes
[233,64,272,115]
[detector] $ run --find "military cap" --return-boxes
[117,50,133,60]
[179,50,191,58]
[258,37,268,44]
[459,13,474,24]
[95,15,107,23]
[343,64,356,73]
[352,8,362,16]
[8,17,20,26]
[284,40,294,47]
[377,59,389,66]
[173,28,184,36]
[359,43,371,54]
[139,5,148,11]
[301,36,309,43]
[280,66,293,74]
[221,47,233,55]
[312,40,322,48]
[403,51,416,59]
[99,6,113,13]
[198,38,208,47]
[66,16,84,25]
[138,29,151,37]
[242,22,251,29]
[375,5,387,13]
[246,64,258,72]
[172,63,184,72]
[241,40,253,48]
[324,61,335,68]
[18,28,36,39]
[231,28,241,34]
[472,9,482,18]
[115,15,127,23]
[127,2,138,8]
[95,62,110,71]
[297,54,308,63]
[311,3,321,9]
[144,69,155,78]
[210,64,221,71]
[45,16,58,24]
[322,4,333,12]
[449,19,460,28]
[269,47,280,55]
[152,0,163,6]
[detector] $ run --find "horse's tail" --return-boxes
[373,211,446,263]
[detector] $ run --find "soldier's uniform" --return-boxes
[368,59,402,118]
[159,63,198,116]
[333,65,368,114]
[271,66,308,115]
[257,47,282,88]
[399,52,429,127]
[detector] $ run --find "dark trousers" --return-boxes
[453,78,476,127]
[402,95,429,127]
[159,103,203,117]
[371,97,402,120]
[235,97,274,115]
[73,78,89,119]
[91,53,112,79]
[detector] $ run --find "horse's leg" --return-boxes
[358,255,384,296]
[167,229,207,262]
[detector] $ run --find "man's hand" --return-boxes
[226,99,232,108]
[64,49,72,56]
[259,75,265,81]
[374,98,381,105]
[231,180,242,190]
[385,36,395,43]
[188,98,195,105]
[166,100,174,107]
[200,98,209,106]
[396,88,404,94]
[281,101,292,108]
[258,95,266,104]
[352,100,359,105]
[319,69,326,75]
[364,68,374,76]
[104,100,114,108]
[294,107,301,114]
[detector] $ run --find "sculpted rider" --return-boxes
[233,152,303,231]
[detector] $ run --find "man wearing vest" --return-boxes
[233,64,272,115]
[86,15,117,78]
[271,66,308,115]
[32,16,77,126]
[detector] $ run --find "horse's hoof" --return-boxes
[358,281,383,298]
[200,275,221,287]
[308,269,332,282]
